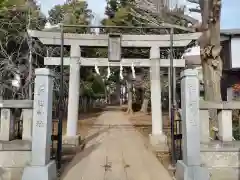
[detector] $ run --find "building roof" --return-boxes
[221,29,240,36]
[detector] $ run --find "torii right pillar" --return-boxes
[149,46,168,151]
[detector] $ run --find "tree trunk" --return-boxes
[116,83,121,105]
[140,85,150,114]
[200,0,222,101]
[140,98,149,113]
[140,70,150,113]
[80,97,83,112]
[126,80,133,114]
[199,0,222,137]
[104,87,108,104]
[83,96,87,113]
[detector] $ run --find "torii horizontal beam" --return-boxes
[44,57,186,67]
[28,30,201,47]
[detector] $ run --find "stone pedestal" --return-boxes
[22,68,56,180]
[22,161,56,180]
[218,110,232,142]
[149,134,169,151]
[176,69,209,180]
[0,108,15,141]
[22,109,33,141]
[62,135,81,146]
[176,161,210,180]
[66,45,81,137]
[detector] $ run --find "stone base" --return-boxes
[175,160,210,180]
[22,160,57,180]
[0,167,25,180]
[201,141,240,167]
[149,134,169,152]
[63,135,81,146]
[207,167,239,180]
[0,140,31,180]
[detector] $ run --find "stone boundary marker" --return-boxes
[22,68,57,180]
[175,69,210,180]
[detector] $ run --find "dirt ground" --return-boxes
[52,108,103,174]
[53,108,103,136]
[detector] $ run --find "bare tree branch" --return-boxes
[168,11,199,25]
[187,0,200,4]
[189,8,201,13]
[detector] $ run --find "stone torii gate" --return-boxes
[28,30,200,148]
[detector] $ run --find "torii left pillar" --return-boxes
[149,46,168,151]
[63,44,81,146]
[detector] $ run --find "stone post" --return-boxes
[176,69,209,180]
[65,44,81,146]
[200,109,210,143]
[22,109,33,141]
[218,109,233,141]
[224,86,234,141]
[227,87,233,101]
[149,46,167,150]
[22,68,56,180]
[0,108,15,141]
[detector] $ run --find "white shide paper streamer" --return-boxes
[131,62,136,79]
[95,64,100,75]
[119,63,124,80]
[107,62,111,79]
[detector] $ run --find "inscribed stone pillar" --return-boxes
[31,68,54,166]
[180,69,200,166]
[66,45,80,137]
[150,46,163,135]
[22,68,56,180]
[0,108,15,141]
[176,69,209,180]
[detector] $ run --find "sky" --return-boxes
[39,0,240,29]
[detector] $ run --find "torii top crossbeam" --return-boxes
[28,30,201,47]
[27,29,201,67]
